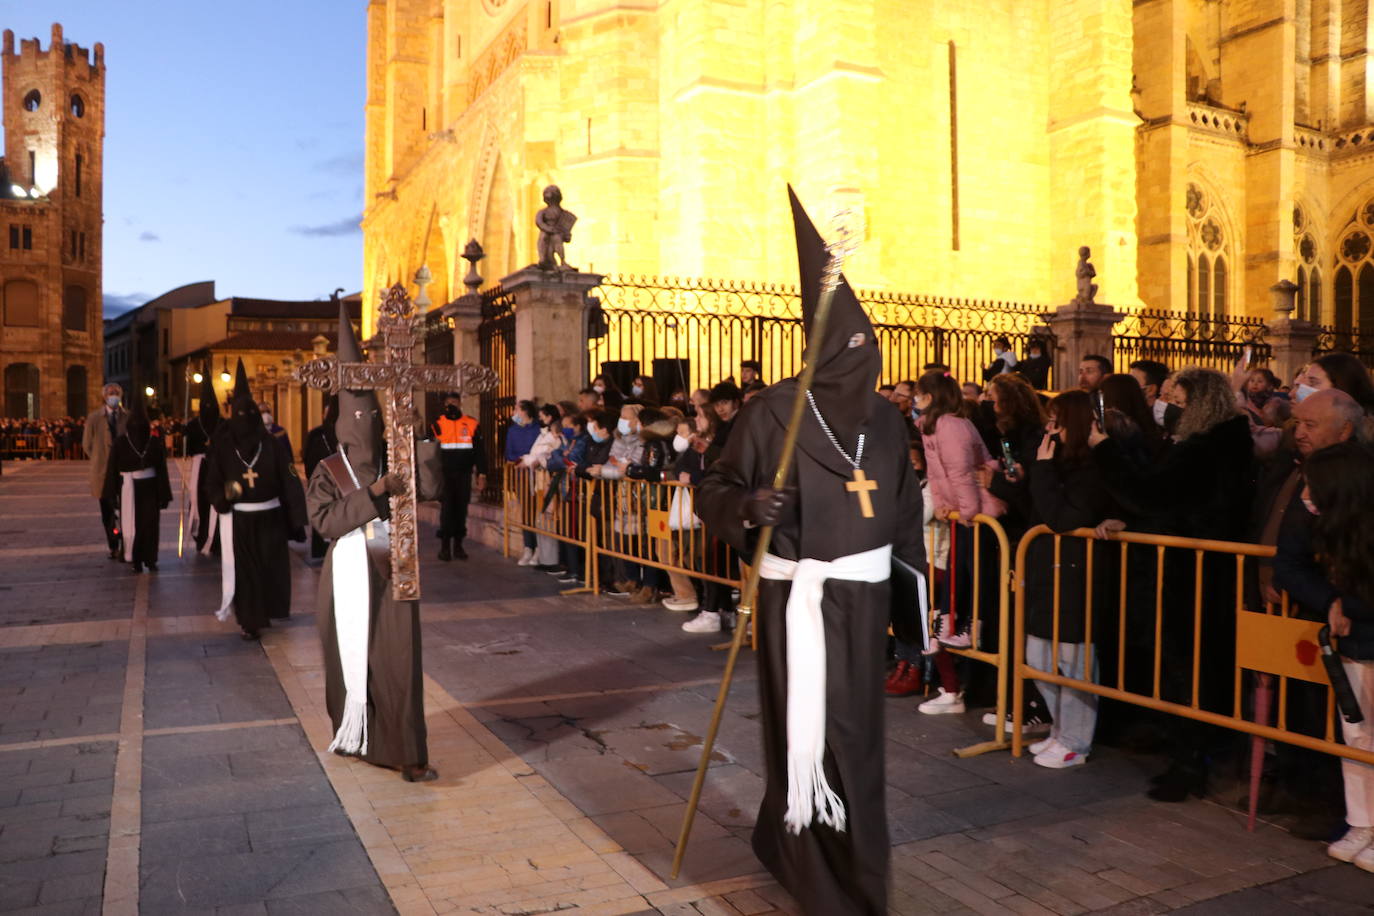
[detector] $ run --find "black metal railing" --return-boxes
[1112,309,1270,374]
[588,274,1055,394]
[1314,326,1374,368]
[477,284,516,504]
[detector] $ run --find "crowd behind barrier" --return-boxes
[0,417,192,462]
[492,345,1374,866]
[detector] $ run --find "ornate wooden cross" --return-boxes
[293,284,499,600]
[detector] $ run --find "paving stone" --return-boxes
[243,803,355,852]
[530,754,685,817]
[262,885,396,914]
[140,814,252,859]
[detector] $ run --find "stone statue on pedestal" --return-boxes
[535,185,577,272]
[1073,246,1098,305]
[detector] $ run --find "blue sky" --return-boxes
[1,2,365,316]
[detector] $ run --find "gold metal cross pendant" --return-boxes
[845,468,877,518]
[242,467,259,489]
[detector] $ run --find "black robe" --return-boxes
[184,415,220,552]
[303,423,338,559]
[103,433,173,567]
[204,429,295,633]
[308,442,443,769]
[696,381,925,916]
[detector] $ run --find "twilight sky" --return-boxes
[2,2,366,317]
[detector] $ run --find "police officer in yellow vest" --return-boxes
[431,393,487,560]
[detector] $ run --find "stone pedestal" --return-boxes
[499,267,604,402]
[441,293,484,367]
[1265,280,1317,387]
[1043,300,1123,389]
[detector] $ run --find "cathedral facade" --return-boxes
[362,1,1374,332]
[0,24,104,419]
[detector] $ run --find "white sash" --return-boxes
[327,452,380,756]
[120,469,156,562]
[759,543,892,835]
[213,498,281,623]
[184,454,203,555]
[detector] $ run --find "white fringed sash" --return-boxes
[184,454,203,555]
[326,452,381,756]
[213,498,281,623]
[759,544,892,835]
[119,469,156,562]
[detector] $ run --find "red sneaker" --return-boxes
[884,660,910,690]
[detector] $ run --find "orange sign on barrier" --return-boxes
[1235,609,1328,686]
[648,508,671,541]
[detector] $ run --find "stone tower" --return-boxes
[0,23,104,419]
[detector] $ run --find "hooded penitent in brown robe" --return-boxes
[307,299,443,773]
[696,189,926,916]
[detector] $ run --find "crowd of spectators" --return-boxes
[0,416,86,460]
[503,338,1374,868]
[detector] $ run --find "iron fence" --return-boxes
[588,275,1055,395]
[1314,326,1374,369]
[1112,309,1271,375]
[477,284,516,504]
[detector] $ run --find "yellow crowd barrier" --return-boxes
[500,464,595,594]
[1010,525,1374,773]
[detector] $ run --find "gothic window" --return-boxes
[1185,183,1231,317]
[3,280,40,327]
[1294,204,1321,322]
[22,89,40,112]
[4,363,40,418]
[63,286,87,332]
[70,94,85,118]
[1329,194,1374,332]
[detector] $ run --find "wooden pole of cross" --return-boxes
[293,283,499,600]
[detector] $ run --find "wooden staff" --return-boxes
[670,214,857,878]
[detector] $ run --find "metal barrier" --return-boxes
[1010,525,1374,779]
[588,476,740,589]
[931,513,1014,758]
[1,433,58,460]
[501,464,595,594]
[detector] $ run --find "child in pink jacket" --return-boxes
[912,371,1004,715]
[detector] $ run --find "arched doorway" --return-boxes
[66,365,88,417]
[4,363,40,418]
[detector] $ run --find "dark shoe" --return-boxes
[454,542,468,560]
[240,630,260,641]
[147,562,157,572]
[438,539,452,562]
[131,563,143,574]
[402,766,438,782]
[108,547,121,561]
[886,664,925,698]
[534,564,562,572]
[556,573,580,584]
[544,566,568,577]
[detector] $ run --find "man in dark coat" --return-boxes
[205,360,298,639]
[308,299,444,781]
[695,189,926,916]
[303,395,339,563]
[184,369,221,554]
[103,395,172,573]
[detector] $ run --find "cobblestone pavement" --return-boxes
[2,460,1372,915]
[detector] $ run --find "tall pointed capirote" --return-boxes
[198,363,220,426]
[334,296,383,476]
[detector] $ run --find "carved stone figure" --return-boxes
[1073,246,1098,305]
[535,185,577,271]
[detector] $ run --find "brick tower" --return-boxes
[0,22,104,419]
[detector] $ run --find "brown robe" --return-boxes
[307,442,443,769]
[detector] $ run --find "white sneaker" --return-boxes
[1329,826,1374,863]
[981,712,1051,737]
[1033,740,1088,769]
[662,597,699,612]
[682,611,721,633]
[918,688,965,715]
[517,548,535,566]
[1028,735,1057,756]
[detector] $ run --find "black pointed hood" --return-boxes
[226,359,263,444]
[126,390,151,449]
[789,186,881,442]
[334,298,383,478]
[198,365,220,430]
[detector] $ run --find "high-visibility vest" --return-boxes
[434,415,478,449]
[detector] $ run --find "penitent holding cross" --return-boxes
[293,284,499,599]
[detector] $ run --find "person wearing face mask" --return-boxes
[103,393,173,574]
[1015,336,1051,391]
[84,383,129,559]
[204,360,303,640]
[592,375,624,413]
[546,412,591,583]
[308,299,445,783]
[694,190,927,915]
[430,394,487,561]
[1299,353,1374,419]
[258,401,295,467]
[520,404,566,570]
[505,400,543,565]
[629,375,661,407]
[589,404,653,598]
[576,409,621,594]
[981,335,1019,383]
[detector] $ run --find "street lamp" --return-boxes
[220,371,231,383]
[192,372,203,384]
[143,386,154,397]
